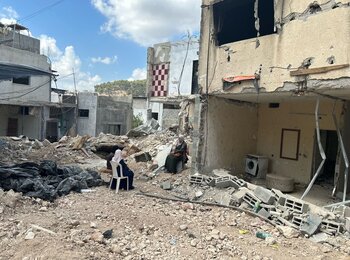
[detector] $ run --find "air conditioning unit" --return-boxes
[245,154,268,179]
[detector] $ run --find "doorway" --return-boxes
[312,130,338,185]
[7,118,18,136]
[46,121,58,142]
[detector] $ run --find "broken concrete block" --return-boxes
[277,217,298,229]
[320,219,343,235]
[284,197,309,214]
[189,175,206,185]
[300,214,322,236]
[214,192,232,206]
[309,232,329,243]
[161,181,172,190]
[258,208,271,219]
[242,191,261,208]
[42,139,51,147]
[271,189,286,205]
[277,225,300,239]
[254,186,275,205]
[346,217,350,232]
[134,152,152,162]
[205,177,216,187]
[195,191,203,198]
[231,187,250,204]
[215,176,237,189]
[291,215,304,228]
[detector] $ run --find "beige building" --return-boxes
[193,0,350,197]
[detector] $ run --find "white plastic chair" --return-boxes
[109,161,129,193]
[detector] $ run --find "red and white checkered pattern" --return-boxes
[151,63,169,97]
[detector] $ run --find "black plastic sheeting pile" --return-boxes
[0,160,104,201]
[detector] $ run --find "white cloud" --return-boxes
[91,0,201,46]
[39,35,102,91]
[91,55,117,64]
[0,6,19,24]
[128,67,146,81]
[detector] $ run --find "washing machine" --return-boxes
[245,154,268,179]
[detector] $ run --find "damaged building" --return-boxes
[77,92,133,137]
[147,40,200,130]
[193,0,350,199]
[0,23,74,141]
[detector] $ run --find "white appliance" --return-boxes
[245,154,268,179]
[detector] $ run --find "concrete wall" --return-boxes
[133,98,147,124]
[168,41,199,96]
[0,45,51,103]
[204,96,258,173]
[77,92,98,136]
[0,104,42,139]
[0,30,40,53]
[162,107,180,129]
[198,0,350,95]
[96,95,133,135]
[257,99,343,184]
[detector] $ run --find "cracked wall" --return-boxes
[198,0,350,96]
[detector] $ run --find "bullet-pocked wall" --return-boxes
[204,96,258,173]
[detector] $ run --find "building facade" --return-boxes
[77,93,133,137]
[147,40,200,129]
[0,23,55,140]
[193,0,350,196]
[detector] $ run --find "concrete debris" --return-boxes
[126,118,160,137]
[25,231,35,240]
[187,169,347,240]
[134,152,152,163]
[277,226,300,239]
[300,213,322,236]
[161,181,172,190]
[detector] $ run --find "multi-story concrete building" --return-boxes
[147,40,200,130]
[193,0,350,198]
[0,23,68,141]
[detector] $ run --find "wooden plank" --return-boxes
[290,64,349,76]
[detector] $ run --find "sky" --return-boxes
[0,0,201,91]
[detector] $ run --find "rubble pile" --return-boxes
[0,160,104,201]
[0,136,99,165]
[187,173,349,240]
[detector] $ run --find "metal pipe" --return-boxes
[301,98,326,199]
[332,102,349,202]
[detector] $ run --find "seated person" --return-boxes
[164,136,188,174]
[110,149,135,190]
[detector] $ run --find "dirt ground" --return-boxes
[1,163,350,260]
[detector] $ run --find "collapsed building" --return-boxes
[192,0,350,201]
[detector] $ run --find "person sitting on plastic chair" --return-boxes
[110,149,135,190]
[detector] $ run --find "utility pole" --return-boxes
[73,68,78,136]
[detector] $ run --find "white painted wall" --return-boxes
[77,92,98,136]
[0,45,51,103]
[168,41,199,96]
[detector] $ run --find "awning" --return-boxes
[0,62,56,80]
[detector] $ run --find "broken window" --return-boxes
[13,76,30,85]
[191,60,199,94]
[78,109,89,118]
[152,112,159,120]
[213,0,275,45]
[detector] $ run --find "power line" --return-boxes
[0,78,51,100]
[19,0,65,23]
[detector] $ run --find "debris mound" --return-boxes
[0,160,104,201]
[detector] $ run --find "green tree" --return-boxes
[94,79,147,97]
